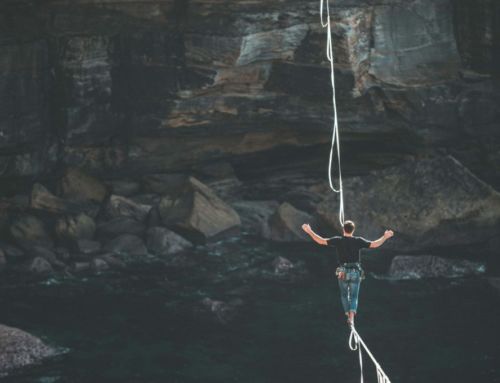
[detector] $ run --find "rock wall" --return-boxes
[1,0,499,193]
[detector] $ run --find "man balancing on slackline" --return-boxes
[301,220,394,327]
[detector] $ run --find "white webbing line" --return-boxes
[349,325,392,383]
[320,0,345,226]
[318,7,391,379]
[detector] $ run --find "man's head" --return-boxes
[343,220,355,235]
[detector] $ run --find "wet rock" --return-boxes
[55,213,96,242]
[388,255,486,280]
[60,168,108,204]
[272,256,295,275]
[317,156,500,251]
[130,194,161,206]
[146,227,192,256]
[106,195,152,222]
[0,324,57,374]
[76,240,101,255]
[159,177,241,244]
[96,217,146,238]
[28,257,53,275]
[10,215,53,248]
[197,297,242,325]
[103,234,148,257]
[233,200,280,234]
[263,202,312,242]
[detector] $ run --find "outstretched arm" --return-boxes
[301,224,329,246]
[369,230,394,248]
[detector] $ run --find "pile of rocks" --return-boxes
[0,167,242,276]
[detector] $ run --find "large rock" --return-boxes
[317,156,500,251]
[103,234,148,257]
[106,195,152,222]
[388,255,486,280]
[146,227,192,256]
[10,215,53,248]
[263,202,312,242]
[158,177,241,244]
[232,200,280,234]
[31,183,84,215]
[60,168,108,204]
[0,324,57,374]
[96,217,146,238]
[55,213,96,242]
[28,257,54,275]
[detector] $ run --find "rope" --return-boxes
[320,0,344,226]
[349,325,392,383]
[319,5,391,382]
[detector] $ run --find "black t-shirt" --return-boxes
[326,236,371,265]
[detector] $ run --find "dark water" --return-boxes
[0,241,499,383]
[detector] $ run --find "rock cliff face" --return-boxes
[1,0,499,191]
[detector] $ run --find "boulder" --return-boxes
[317,156,500,251]
[99,253,126,269]
[106,179,140,197]
[55,213,96,242]
[31,183,83,215]
[1,244,25,262]
[96,217,146,238]
[272,256,295,275]
[91,258,109,272]
[71,262,91,273]
[146,227,192,256]
[143,173,188,195]
[76,240,101,255]
[29,245,59,264]
[197,297,242,325]
[232,200,280,234]
[28,257,53,275]
[10,215,53,248]
[60,167,108,204]
[103,234,148,257]
[158,177,241,244]
[263,202,312,242]
[388,255,486,280]
[106,195,152,222]
[0,324,57,374]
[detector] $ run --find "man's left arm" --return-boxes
[369,230,394,249]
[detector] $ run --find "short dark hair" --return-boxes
[343,220,355,234]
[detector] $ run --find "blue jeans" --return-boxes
[338,269,361,313]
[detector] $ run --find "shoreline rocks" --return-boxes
[388,255,486,280]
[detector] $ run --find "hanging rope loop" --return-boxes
[319,0,344,225]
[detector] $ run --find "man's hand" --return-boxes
[302,223,312,233]
[384,229,394,239]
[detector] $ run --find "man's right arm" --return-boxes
[301,224,329,246]
[369,230,394,248]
